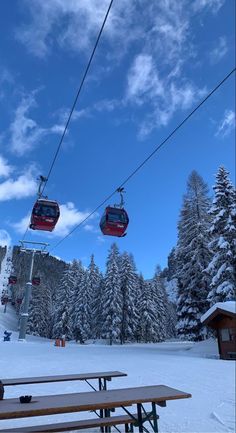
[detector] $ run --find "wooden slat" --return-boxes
[0,413,152,432]
[0,385,192,420]
[1,371,127,386]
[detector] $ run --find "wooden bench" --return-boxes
[0,384,191,433]
[0,412,158,432]
[0,371,127,399]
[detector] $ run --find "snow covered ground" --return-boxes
[0,334,235,433]
[0,249,235,432]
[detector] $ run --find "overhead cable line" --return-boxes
[41,0,114,196]
[49,67,236,253]
[21,0,114,241]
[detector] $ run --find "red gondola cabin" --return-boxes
[16,298,23,305]
[1,296,8,305]
[30,199,60,232]
[100,206,129,237]
[32,277,40,286]
[8,276,17,285]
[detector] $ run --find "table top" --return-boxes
[0,385,192,420]
[1,371,127,386]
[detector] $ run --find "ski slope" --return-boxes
[0,247,19,334]
[0,337,235,432]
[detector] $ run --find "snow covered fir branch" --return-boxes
[0,166,235,343]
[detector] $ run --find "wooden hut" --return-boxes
[201,301,236,360]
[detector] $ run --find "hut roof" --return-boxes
[201,301,236,325]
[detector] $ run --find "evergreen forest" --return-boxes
[1,166,235,343]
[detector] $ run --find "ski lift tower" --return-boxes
[18,240,49,341]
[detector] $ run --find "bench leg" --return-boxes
[98,378,110,433]
[98,378,107,391]
[100,410,104,433]
[103,378,107,390]
[104,408,111,433]
[152,402,158,433]
[137,403,144,432]
[98,379,104,433]
[125,423,134,432]
[0,382,4,400]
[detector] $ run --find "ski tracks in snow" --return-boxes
[211,399,235,432]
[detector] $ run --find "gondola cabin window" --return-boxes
[107,211,128,223]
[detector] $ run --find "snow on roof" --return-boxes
[201,301,236,323]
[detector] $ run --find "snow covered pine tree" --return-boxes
[52,267,74,341]
[120,252,138,344]
[73,269,91,343]
[101,243,122,345]
[176,171,212,341]
[207,166,236,305]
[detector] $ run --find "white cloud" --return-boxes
[0,230,11,247]
[0,167,37,201]
[16,0,225,70]
[215,110,235,137]
[16,0,194,65]
[126,53,207,138]
[126,55,164,105]
[0,155,13,178]
[11,214,31,234]
[8,92,64,156]
[0,68,14,100]
[0,68,14,85]
[97,235,105,243]
[84,223,100,234]
[93,99,122,112]
[193,0,225,13]
[146,1,190,66]
[54,107,92,124]
[77,49,207,137]
[7,93,87,156]
[210,36,228,63]
[84,224,95,232]
[15,0,227,139]
[53,202,90,236]
[16,0,136,58]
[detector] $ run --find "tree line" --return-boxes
[3,165,235,343]
[29,248,176,344]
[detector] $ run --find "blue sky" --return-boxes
[0,0,235,278]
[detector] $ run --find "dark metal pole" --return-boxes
[18,250,35,341]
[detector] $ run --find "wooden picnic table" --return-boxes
[1,371,126,387]
[0,384,192,432]
[0,371,127,398]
